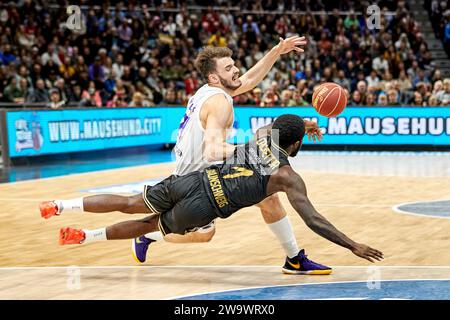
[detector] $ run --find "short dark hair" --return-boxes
[272,114,305,149]
[194,46,233,81]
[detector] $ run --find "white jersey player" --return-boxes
[137,39,327,274]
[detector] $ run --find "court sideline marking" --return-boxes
[1,265,450,270]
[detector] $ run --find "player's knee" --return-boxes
[194,226,215,242]
[258,194,286,222]
[258,193,280,210]
[266,193,280,202]
[202,227,215,242]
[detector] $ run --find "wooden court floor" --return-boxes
[0,161,449,299]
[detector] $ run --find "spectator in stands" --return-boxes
[356,81,367,102]
[207,29,227,47]
[129,92,153,107]
[0,1,443,108]
[292,89,309,106]
[234,92,250,105]
[350,90,362,106]
[41,43,61,66]
[104,70,117,95]
[118,19,133,48]
[436,78,450,105]
[387,89,400,106]
[372,54,389,74]
[365,70,380,90]
[413,69,430,88]
[260,88,279,107]
[163,88,177,105]
[49,88,65,109]
[407,60,420,80]
[415,82,431,103]
[428,95,439,106]
[107,92,128,108]
[54,79,72,103]
[344,10,359,30]
[250,87,263,105]
[0,44,17,65]
[334,70,350,91]
[398,71,413,92]
[15,65,32,88]
[59,57,75,79]
[89,56,106,85]
[70,85,83,105]
[3,77,22,103]
[184,71,199,96]
[445,15,450,56]
[81,81,102,107]
[16,78,29,104]
[364,93,376,106]
[378,93,388,106]
[27,79,49,103]
[280,90,295,107]
[176,90,187,105]
[412,91,425,106]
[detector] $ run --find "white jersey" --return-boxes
[173,84,234,176]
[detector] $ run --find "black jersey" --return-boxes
[202,134,290,219]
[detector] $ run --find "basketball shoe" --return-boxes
[40,201,59,219]
[131,236,155,263]
[282,249,332,275]
[59,227,85,245]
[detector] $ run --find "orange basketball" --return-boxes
[312,82,348,117]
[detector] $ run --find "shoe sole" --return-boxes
[131,239,144,264]
[282,268,333,275]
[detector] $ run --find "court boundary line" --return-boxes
[169,278,450,300]
[0,162,176,186]
[1,265,450,270]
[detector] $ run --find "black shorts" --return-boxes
[143,172,218,235]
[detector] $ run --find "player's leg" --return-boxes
[257,193,332,275]
[163,220,215,243]
[256,193,299,258]
[40,194,153,219]
[134,177,218,263]
[60,214,159,245]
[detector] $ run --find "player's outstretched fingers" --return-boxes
[370,247,384,259]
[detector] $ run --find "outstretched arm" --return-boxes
[230,36,307,97]
[271,166,383,262]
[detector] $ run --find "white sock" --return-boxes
[55,198,84,214]
[82,228,107,243]
[145,231,164,241]
[267,216,299,259]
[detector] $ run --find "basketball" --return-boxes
[312,83,348,117]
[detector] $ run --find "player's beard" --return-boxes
[290,142,302,157]
[218,74,241,91]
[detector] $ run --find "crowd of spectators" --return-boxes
[0,0,448,109]
[426,0,450,58]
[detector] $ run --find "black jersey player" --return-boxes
[40,114,383,274]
